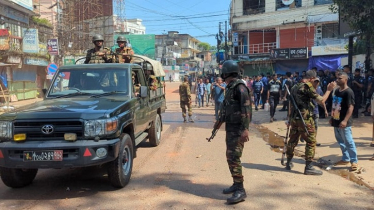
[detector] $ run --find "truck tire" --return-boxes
[148,114,161,147]
[107,133,133,188]
[0,167,38,188]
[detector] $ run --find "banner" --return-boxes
[47,39,59,55]
[270,49,290,59]
[113,34,155,59]
[290,48,308,59]
[0,29,9,50]
[270,48,308,60]
[22,28,39,53]
[64,58,75,65]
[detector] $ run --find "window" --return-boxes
[314,0,333,5]
[243,0,265,15]
[322,23,338,38]
[276,0,302,10]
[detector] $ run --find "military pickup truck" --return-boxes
[0,55,166,188]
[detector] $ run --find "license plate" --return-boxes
[23,150,63,161]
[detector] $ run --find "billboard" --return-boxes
[10,0,33,11]
[22,28,39,53]
[113,34,155,59]
[0,29,10,51]
[47,39,59,55]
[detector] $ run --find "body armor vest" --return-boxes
[223,79,250,124]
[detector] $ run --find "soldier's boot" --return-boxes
[304,161,323,175]
[188,116,194,123]
[223,182,241,194]
[285,157,294,170]
[227,184,247,204]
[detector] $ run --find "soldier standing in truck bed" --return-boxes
[84,34,112,64]
[115,36,134,63]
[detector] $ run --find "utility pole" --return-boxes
[225,21,228,60]
[216,22,222,65]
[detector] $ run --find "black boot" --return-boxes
[223,182,241,194]
[285,157,294,170]
[227,185,247,204]
[304,161,323,175]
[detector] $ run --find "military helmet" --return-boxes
[221,60,239,75]
[117,36,127,43]
[92,34,104,43]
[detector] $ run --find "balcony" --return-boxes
[233,42,277,55]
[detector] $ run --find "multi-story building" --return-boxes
[155,31,202,81]
[0,0,52,101]
[230,0,348,75]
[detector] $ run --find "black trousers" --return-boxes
[353,92,362,117]
[261,91,268,108]
[269,94,279,118]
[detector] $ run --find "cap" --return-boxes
[315,77,320,82]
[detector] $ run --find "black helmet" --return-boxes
[116,36,127,43]
[92,34,104,43]
[221,60,239,78]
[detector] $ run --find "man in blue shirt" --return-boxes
[252,75,263,111]
[212,77,226,120]
[261,73,269,109]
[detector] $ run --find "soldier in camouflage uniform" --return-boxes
[286,70,336,175]
[220,60,251,204]
[115,36,134,63]
[179,76,194,123]
[84,34,113,64]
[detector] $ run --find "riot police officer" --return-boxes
[115,36,134,63]
[352,68,364,118]
[220,60,251,204]
[84,34,112,64]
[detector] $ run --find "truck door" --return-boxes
[132,68,149,137]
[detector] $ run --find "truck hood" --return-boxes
[0,96,131,120]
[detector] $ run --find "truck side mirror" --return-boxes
[140,86,148,98]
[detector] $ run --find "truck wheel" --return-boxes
[107,133,133,188]
[148,114,161,147]
[0,167,38,188]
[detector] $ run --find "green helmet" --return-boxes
[92,34,104,43]
[221,60,239,76]
[116,36,127,43]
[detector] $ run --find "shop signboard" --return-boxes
[22,29,39,53]
[47,39,59,55]
[10,0,33,11]
[270,48,290,59]
[64,59,75,66]
[233,33,239,47]
[0,29,9,50]
[289,48,308,59]
[24,57,48,66]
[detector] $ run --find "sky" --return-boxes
[124,0,231,46]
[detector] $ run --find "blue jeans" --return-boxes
[198,94,204,107]
[215,101,222,120]
[254,92,261,109]
[334,127,358,163]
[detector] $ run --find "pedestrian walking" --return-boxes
[179,76,194,123]
[169,75,172,83]
[261,73,269,109]
[212,77,226,120]
[280,72,293,112]
[205,78,212,107]
[196,78,206,108]
[286,70,335,175]
[267,74,282,122]
[220,60,251,204]
[331,72,359,171]
[252,75,264,111]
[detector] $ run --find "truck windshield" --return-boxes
[48,68,130,97]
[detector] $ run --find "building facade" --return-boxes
[230,0,347,75]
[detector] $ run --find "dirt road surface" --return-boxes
[0,82,373,210]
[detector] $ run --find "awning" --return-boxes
[307,13,338,24]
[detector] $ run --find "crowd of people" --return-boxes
[177,61,374,204]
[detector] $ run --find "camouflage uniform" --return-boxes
[223,79,252,183]
[115,47,134,63]
[286,82,323,161]
[84,47,113,64]
[179,81,192,118]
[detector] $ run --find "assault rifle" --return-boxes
[206,106,225,142]
[284,84,309,135]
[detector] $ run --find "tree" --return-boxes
[198,42,211,51]
[331,1,374,70]
[210,45,217,51]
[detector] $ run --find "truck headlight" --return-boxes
[84,117,118,138]
[0,121,12,139]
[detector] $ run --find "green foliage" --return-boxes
[331,1,374,36]
[210,45,217,51]
[31,17,52,27]
[198,42,211,51]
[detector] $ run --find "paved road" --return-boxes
[0,82,373,210]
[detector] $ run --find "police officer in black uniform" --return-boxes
[352,68,364,118]
[220,60,252,204]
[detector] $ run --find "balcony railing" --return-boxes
[233,42,277,55]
